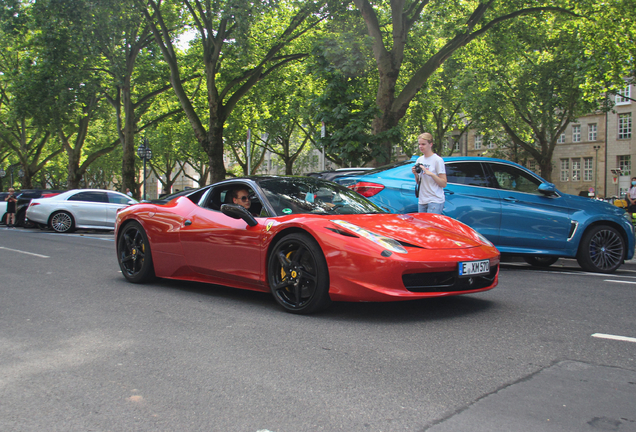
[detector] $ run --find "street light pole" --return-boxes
[137,138,152,201]
[593,145,601,198]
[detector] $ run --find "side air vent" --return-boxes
[326,227,359,238]
[397,241,422,249]
[567,221,579,241]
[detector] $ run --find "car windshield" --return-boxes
[257,177,386,216]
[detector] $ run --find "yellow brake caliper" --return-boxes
[280,251,295,289]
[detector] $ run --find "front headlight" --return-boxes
[331,220,408,254]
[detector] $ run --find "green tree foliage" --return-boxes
[142,0,328,182]
[144,114,201,195]
[0,6,63,188]
[461,16,599,181]
[575,0,636,97]
[403,56,473,157]
[251,63,316,175]
[224,103,267,177]
[311,31,384,166]
[83,0,182,193]
[351,0,578,163]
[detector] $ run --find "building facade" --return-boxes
[460,84,633,199]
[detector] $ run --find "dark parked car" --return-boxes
[337,156,635,273]
[152,188,203,204]
[1,189,65,227]
[307,168,372,182]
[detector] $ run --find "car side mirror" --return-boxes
[221,203,258,227]
[538,182,557,196]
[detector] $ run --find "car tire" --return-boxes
[524,256,559,267]
[117,221,155,283]
[50,211,75,233]
[576,225,625,273]
[268,233,331,314]
[22,217,36,228]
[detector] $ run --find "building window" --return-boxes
[557,133,565,144]
[528,160,536,172]
[474,135,482,150]
[618,155,631,176]
[454,139,460,151]
[487,140,495,149]
[571,158,581,181]
[588,124,597,141]
[560,159,569,181]
[616,85,631,104]
[584,158,593,181]
[618,113,632,139]
[572,125,581,142]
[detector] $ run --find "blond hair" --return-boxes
[418,133,433,142]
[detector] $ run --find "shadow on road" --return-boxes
[118,277,497,323]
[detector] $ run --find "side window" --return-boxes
[445,162,490,187]
[205,185,268,217]
[488,163,542,194]
[67,191,108,202]
[107,192,132,204]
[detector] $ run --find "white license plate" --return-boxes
[458,260,490,277]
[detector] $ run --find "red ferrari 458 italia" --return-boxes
[115,176,500,314]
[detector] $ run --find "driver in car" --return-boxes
[231,187,258,216]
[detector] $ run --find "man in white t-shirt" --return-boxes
[411,132,447,214]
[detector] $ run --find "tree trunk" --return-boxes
[207,125,226,183]
[120,78,138,194]
[67,151,82,189]
[372,110,399,164]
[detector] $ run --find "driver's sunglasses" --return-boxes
[239,196,250,201]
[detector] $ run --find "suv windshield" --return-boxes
[257,177,385,216]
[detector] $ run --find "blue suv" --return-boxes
[337,156,635,273]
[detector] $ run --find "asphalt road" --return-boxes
[1,227,635,432]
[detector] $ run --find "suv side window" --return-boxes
[67,191,109,202]
[488,163,542,194]
[445,162,490,187]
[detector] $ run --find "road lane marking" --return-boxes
[592,333,636,343]
[0,246,50,258]
[604,280,636,285]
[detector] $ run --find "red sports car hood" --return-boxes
[327,213,483,249]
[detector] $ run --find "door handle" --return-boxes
[184,219,192,226]
[503,197,519,202]
[444,190,454,195]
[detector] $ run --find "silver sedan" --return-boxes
[26,189,138,233]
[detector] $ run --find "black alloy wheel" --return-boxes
[523,256,559,267]
[50,211,75,233]
[117,221,155,283]
[576,225,625,273]
[268,233,331,314]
